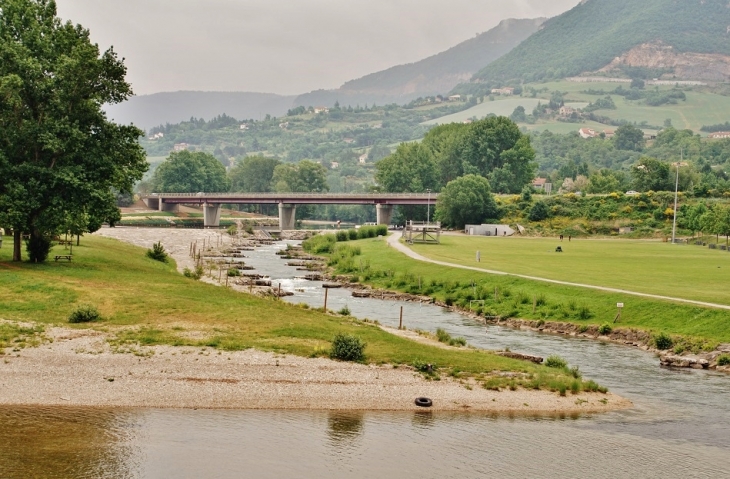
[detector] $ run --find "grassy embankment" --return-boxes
[312,235,730,350]
[0,234,595,392]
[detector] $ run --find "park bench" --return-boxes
[54,255,72,262]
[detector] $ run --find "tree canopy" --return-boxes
[435,174,499,229]
[0,0,147,261]
[152,150,230,193]
[228,155,280,192]
[271,160,329,193]
[374,116,536,195]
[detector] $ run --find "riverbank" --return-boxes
[0,228,629,414]
[0,323,629,413]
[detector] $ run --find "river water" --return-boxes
[2,240,729,478]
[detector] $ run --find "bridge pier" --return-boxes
[376,204,393,226]
[203,203,221,228]
[159,201,179,213]
[278,203,296,230]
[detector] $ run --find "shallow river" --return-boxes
[2,240,729,478]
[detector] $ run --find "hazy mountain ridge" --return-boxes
[105,91,296,131]
[455,0,730,93]
[293,18,545,108]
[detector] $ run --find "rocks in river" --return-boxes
[660,354,709,369]
[303,273,323,281]
[496,351,544,364]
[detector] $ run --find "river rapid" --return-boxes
[2,239,729,478]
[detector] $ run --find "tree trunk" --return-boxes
[77,234,80,246]
[13,230,22,262]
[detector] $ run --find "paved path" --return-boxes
[387,233,730,311]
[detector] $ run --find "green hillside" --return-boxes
[457,0,730,92]
[293,18,545,108]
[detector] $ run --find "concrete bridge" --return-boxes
[142,192,438,229]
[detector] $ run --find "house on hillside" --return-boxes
[532,178,547,190]
[603,129,615,139]
[358,153,368,164]
[578,128,598,139]
[490,87,514,96]
[708,131,730,139]
[239,124,249,130]
[279,122,289,129]
[173,143,189,152]
[330,162,339,169]
[448,95,463,102]
[559,106,576,116]
[314,106,330,114]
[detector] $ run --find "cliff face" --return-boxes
[599,42,730,81]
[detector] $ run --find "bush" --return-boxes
[302,234,336,254]
[68,305,102,323]
[330,333,366,361]
[347,229,359,240]
[183,265,203,280]
[577,306,592,320]
[653,332,673,350]
[717,354,730,366]
[598,323,612,335]
[545,355,568,369]
[338,305,351,316]
[227,268,241,277]
[26,233,52,263]
[146,241,168,263]
[336,230,348,242]
[436,328,452,343]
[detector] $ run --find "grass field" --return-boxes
[409,236,730,306]
[0,234,590,390]
[424,80,730,133]
[321,236,730,345]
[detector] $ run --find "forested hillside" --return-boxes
[457,0,730,93]
[293,18,544,108]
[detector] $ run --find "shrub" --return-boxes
[68,305,102,323]
[226,225,238,236]
[436,328,452,343]
[412,359,436,373]
[717,354,730,366]
[449,337,467,347]
[26,233,53,263]
[347,229,359,241]
[577,325,589,334]
[302,234,336,254]
[544,355,568,369]
[653,332,673,350]
[598,323,612,335]
[227,268,241,277]
[330,333,365,361]
[335,230,349,242]
[577,306,592,320]
[569,366,582,379]
[338,305,351,316]
[146,241,169,263]
[183,265,203,280]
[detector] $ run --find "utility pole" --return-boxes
[671,150,686,245]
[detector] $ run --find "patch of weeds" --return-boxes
[68,305,102,324]
[577,306,592,320]
[653,332,673,350]
[716,354,730,366]
[544,355,567,369]
[569,366,582,379]
[597,323,612,335]
[577,325,589,334]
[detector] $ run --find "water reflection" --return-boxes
[0,406,137,479]
[327,412,364,446]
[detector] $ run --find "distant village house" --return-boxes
[173,143,189,152]
[490,87,514,96]
[313,106,330,114]
[708,131,730,139]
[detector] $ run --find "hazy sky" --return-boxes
[55,0,581,96]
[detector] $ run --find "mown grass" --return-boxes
[0,234,593,392]
[321,236,730,343]
[409,236,730,306]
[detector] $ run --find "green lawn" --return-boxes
[322,236,730,345]
[410,236,730,305]
[0,234,590,390]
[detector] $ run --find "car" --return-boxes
[625,190,639,195]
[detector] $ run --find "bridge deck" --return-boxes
[144,192,438,205]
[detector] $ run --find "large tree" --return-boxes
[434,174,499,229]
[229,155,280,193]
[152,150,230,193]
[0,0,147,262]
[271,160,329,193]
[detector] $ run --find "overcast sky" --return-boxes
[55,0,581,96]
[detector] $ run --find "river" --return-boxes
[1,239,728,478]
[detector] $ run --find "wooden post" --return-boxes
[399,306,403,330]
[324,288,329,312]
[278,283,281,296]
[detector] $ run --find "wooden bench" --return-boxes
[54,255,73,262]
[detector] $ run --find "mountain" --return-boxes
[104,91,296,131]
[293,18,545,108]
[457,0,730,93]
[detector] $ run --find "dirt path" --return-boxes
[387,233,730,311]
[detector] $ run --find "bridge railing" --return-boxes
[145,192,438,199]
